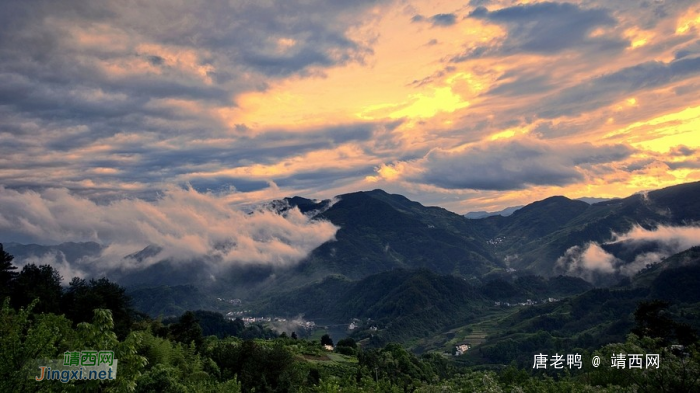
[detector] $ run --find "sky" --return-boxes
[2,0,700,216]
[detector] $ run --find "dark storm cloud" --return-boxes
[414,138,634,191]
[453,2,625,61]
[538,56,700,118]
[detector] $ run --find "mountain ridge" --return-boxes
[5,181,700,297]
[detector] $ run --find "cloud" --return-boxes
[557,225,700,282]
[0,0,699,216]
[615,225,700,251]
[666,159,700,170]
[412,13,458,27]
[0,186,338,273]
[556,243,620,283]
[670,145,696,157]
[0,117,393,200]
[453,2,625,61]
[430,14,458,27]
[487,73,554,97]
[268,315,317,336]
[538,56,700,118]
[0,0,391,198]
[13,251,89,284]
[400,137,634,191]
[468,0,490,7]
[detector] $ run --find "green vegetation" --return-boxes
[33,182,700,311]
[453,251,700,369]
[293,189,503,281]
[129,285,214,318]
[4,177,700,393]
[3,243,700,391]
[258,269,486,345]
[255,269,595,350]
[2,296,699,392]
[471,181,700,276]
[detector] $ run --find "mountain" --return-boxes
[463,197,611,219]
[284,189,502,284]
[576,197,614,204]
[128,284,215,318]
[5,181,700,299]
[631,246,700,290]
[257,268,486,344]
[460,245,700,367]
[6,188,504,298]
[464,205,524,219]
[118,189,505,296]
[268,196,333,215]
[471,181,700,275]
[5,180,700,360]
[4,242,103,265]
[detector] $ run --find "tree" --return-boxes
[0,298,75,392]
[337,337,357,349]
[291,331,298,340]
[633,300,674,341]
[0,244,17,301]
[632,300,698,345]
[169,311,203,349]
[321,334,333,347]
[336,337,357,355]
[62,277,134,339]
[10,264,62,314]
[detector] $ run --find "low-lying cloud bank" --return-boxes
[557,225,700,283]
[0,186,338,278]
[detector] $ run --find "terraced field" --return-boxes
[409,306,520,354]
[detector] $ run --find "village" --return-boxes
[493,297,560,307]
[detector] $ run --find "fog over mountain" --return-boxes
[0,186,338,282]
[557,225,700,283]
[2,181,700,289]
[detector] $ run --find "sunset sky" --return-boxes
[2,0,700,214]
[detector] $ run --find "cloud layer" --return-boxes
[557,225,700,282]
[1,0,699,215]
[413,138,634,190]
[0,186,338,274]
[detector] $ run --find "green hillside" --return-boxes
[300,190,502,279]
[472,181,700,275]
[258,269,486,344]
[455,246,700,367]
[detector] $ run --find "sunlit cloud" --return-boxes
[0,186,338,272]
[676,7,700,35]
[0,0,699,221]
[557,225,700,283]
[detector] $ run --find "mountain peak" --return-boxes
[512,195,588,216]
